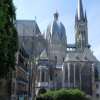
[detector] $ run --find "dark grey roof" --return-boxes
[15,20,46,57]
[65,48,98,62]
[15,20,41,36]
[18,35,46,57]
[67,44,76,48]
[67,44,90,49]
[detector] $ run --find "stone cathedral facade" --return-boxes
[16,0,100,97]
[36,0,100,96]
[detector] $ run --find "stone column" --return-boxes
[74,63,76,88]
[40,68,42,82]
[62,64,65,88]
[68,63,70,88]
[79,66,82,89]
[91,63,95,98]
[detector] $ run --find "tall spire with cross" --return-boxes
[75,0,89,49]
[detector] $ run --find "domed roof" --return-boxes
[46,12,67,45]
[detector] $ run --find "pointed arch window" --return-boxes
[41,71,45,82]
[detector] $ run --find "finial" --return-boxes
[34,16,37,21]
[54,11,59,20]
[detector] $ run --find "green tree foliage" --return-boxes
[36,89,90,100]
[38,88,47,95]
[0,0,18,78]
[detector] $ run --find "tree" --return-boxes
[38,88,47,95]
[37,89,90,100]
[0,0,18,78]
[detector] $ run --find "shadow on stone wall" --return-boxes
[0,79,11,100]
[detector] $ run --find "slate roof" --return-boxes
[65,48,98,62]
[15,20,46,57]
[15,20,41,36]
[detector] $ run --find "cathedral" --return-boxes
[16,0,100,98]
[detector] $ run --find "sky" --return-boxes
[13,0,100,61]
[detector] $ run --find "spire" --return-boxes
[85,10,87,22]
[78,0,84,20]
[75,10,78,22]
[75,0,89,49]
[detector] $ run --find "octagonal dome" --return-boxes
[46,12,67,46]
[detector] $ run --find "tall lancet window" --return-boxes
[41,71,45,82]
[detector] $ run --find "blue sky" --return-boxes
[13,0,100,60]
